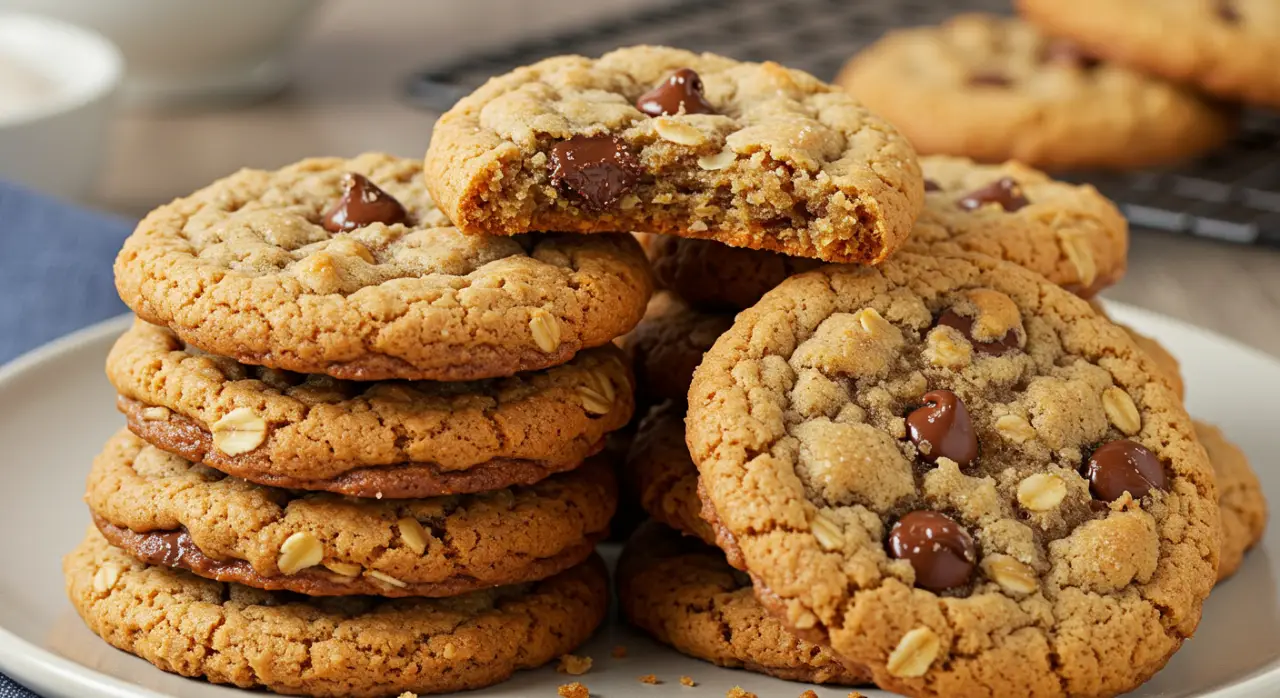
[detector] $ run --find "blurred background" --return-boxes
[0,0,1277,355]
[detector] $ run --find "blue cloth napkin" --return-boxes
[0,180,135,697]
[0,180,133,365]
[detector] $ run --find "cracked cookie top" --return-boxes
[108,320,633,497]
[114,153,652,381]
[908,156,1127,297]
[838,14,1237,170]
[88,430,615,597]
[686,253,1218,698]
[425,45,923,263]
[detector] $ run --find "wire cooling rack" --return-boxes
[405,0,1280,246]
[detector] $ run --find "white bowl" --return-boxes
[1,0,323,105]
[0,13,121,202]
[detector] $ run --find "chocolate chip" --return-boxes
[548,135,641,210]
[936,309,1019,356]
[924,179,942,192]
[1216,0,1241,23]
[1042,40,1101,70]
[1084,439,1168,502]
[969,71,1011,87]
[957,177,1030,212]
[321,173,409,233]
[906,389,978,466]
[636,68,715,117]
[888,511,976,591]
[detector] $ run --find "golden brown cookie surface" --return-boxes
[65,528,608,698]
[87,430,615,597]
[425,46,923,264]
[114,153,652,381]
[687,253,1218,698]
[109,320,634,497]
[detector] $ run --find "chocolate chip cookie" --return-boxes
[838,14,1237,170]
[87,430,614,597]
[619,522,869,685]
[908,156,1128,297]
[640,155,1126,311]
[108,320,633,497]
[686,253,1219,697]
[424,46,924,264]
[65,527,607,697]
[1198,421,1268,581]
[624,293,732,404]
[114,153,653,382]
[1019,0,1280,108]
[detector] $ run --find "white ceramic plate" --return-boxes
[1,305,1277,698]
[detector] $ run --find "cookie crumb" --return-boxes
[398,694,418,698]
[680,676,697,687]
[557,654,593,676]
[611,645,628,658]
[558,682,589,698]
[848,692,866,698]
[800,692,819,698]
[727,688,757,698]
[639,674,661,684]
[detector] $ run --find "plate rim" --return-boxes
[0,305,1276,698]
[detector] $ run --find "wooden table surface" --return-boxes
[95,0,1280,357]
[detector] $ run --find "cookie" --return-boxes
[1121,326,1185,400]
[624,293,732,404]
[640,155,1126,311]
[837,14,1237,171]
[642,234,820,313]
[1198,421,1267,581]
[114,153,653,382]
[686,253,1219,697]
[424,46,924,264]
[625,401,715,544]
[1088,299,1185,399]
[109,319,633,498]
[907,156,1127,298]
[65,527,607,697]
[618,522,869,685]
[87,430,614,597]
[1019,0,1280,109]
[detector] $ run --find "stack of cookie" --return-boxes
[64,153,653,697]
[423,46,1266,697]
[838,10,1272,171]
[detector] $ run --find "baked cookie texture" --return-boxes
[87,430,615,597]
[619,522,870,685]
[686,254,1219,698]
[640,155,1126,312]
[642,233,820,312]
[114,153,653,382]
[908,156,1128,298]
[1088,299,1185,400]
[838,14,1237,170]
[65,528,608,698]
[1198,421,1268,581]
[625,401,715,544]
[1018,0,1280,109]
[108,320,633,498]
[424,45,924,264]
[624,293,732,404]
